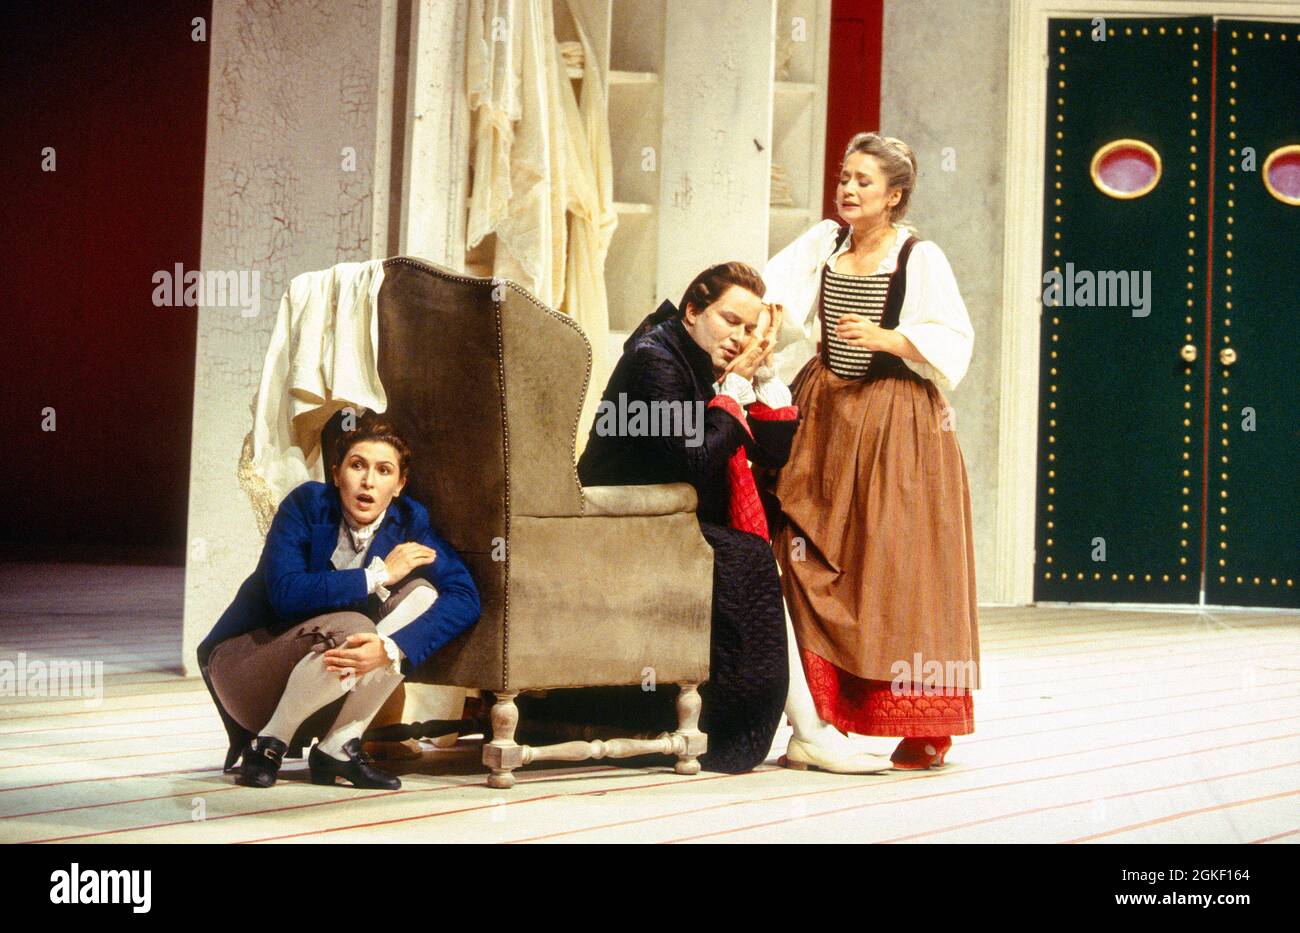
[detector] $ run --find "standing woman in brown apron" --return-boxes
[762,133,980,769]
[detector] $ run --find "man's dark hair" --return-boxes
[678,261,766,316]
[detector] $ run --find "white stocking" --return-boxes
[780,592,867,752]
[315,583,438,760]
[783,602,828,741]
[314,666,404,759]
[261,652,353,747]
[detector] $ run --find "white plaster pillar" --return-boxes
[182,0,469,672]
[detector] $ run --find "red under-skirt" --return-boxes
[802,648,975,738]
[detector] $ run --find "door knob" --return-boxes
[1180,344,1197,362]
[1220,347,1238,366]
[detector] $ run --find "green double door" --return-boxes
[1035,17,1299,608]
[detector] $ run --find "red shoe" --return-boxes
[890,737,953,770]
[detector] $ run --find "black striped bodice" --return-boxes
[821,266,890,379]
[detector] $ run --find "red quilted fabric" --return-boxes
[707,395,768,539]
[802,648,974,737]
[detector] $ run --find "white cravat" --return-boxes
[333,510,390,596]
[343,506,387,549]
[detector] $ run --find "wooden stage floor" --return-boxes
[2,563,1297,844]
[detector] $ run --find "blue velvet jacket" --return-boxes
[199,481,481,674]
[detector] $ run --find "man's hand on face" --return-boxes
[724,302,783,380]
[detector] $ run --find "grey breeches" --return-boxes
[208,578,436,746]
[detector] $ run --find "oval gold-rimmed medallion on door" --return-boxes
[1090,138,1162,199]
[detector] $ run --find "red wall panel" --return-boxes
[0,1,211,563]
[823,0,883,220]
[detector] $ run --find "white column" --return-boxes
[655,0,776,305]
[400,0,471,266]
[183,0,469,672]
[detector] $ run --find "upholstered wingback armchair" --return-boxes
[322,257,713,788]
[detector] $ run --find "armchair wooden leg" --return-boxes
[672,683,706,775]
[482,691,522,789]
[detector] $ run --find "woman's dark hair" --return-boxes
[334,410,412,478]
[678,261,766,316]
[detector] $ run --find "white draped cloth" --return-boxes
[762,220,974,392]
[560,0,617,451]
[465,0,616,452]
[238,260,387,535]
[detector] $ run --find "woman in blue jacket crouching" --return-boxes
[198,414,481,790]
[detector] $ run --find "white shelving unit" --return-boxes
[769,0,831,259]
[603,0,665,344]
[551,0,662,364]
[495,0,831,370]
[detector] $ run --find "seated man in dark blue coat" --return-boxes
[199,414,481,790]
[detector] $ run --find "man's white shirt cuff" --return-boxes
[753,366,792,408]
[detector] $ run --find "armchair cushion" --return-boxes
[581,482,698,518]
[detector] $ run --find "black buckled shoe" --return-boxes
[308,738,402,790]
[236,735,288,788]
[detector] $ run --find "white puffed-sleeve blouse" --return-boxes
[762,219,974,393]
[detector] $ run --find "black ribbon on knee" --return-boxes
[295,625,343,653]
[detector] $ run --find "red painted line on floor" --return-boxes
[32,680,193,696]
[238,769,763,844]
[988,636,1300,666]
[876,760,1300,843]
[0,747,677,809]
[1065,788,1300,844]
[18,765,630,842]
[91,686,201,696]
[977,617,1286,647]
[514,731,1300,844]
[1248,827,1300,844]
[17,680,1275,770]
[659,722,1300,844]
[0,656,181,667]
[10,691,1300,795]
[0,726,226,753]
[0,699,211,722]
[2,684,206,702]
[985,652,1300,692]
[986,645,1300,693]
[0,641,178,650]
[24,780,485,844]
[0,764,223,794]
[977,634,1300,660]
[1,784,244,822]
[984,657,1300,709]
[0,744,228,772]
[0,639,120,649]
[0,646,179,656]
[0,627,176,636]
[0,712,214,737]
[7,674,1286,755]
[986,637,1300,675]
[979,677,1300,725]
[955,691,1300,750]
